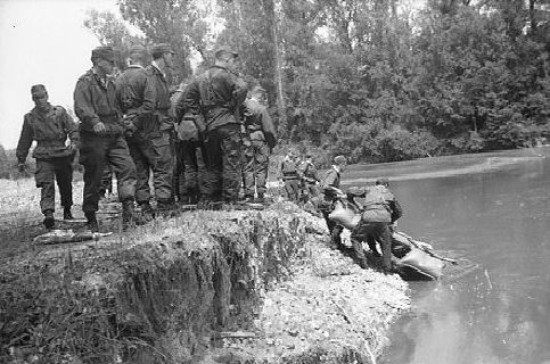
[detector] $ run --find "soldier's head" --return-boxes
[91,46,115,76]
[248,84,266,101]
[334,155,347,172]
[151,43,174,69]
[127,44,148,67]
[214,46,239,69]
[305,153,313,162]
[30,84,49,110]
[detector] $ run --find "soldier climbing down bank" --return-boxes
[16,84,79,230]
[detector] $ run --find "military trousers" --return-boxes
[351,221,392,270]
[243,139,270,198]
[176,139,207,203]
[127,131,173,204]
[283,179,301,202]
[79,133,136,213]
[34,156,74,213]
[203,123,243,202]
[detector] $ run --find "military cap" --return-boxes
[214,45,238,60]
[375,177,390,186]
[151,43,174,58]
[334,155,347,165]
[250,84,266,93]
[30,84,47,96]
[91,46,115,62]
[129,44,148,56]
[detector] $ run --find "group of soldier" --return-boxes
[16,42,402,273]
[16,44,276,233]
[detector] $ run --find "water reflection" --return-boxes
[350,150,550,364]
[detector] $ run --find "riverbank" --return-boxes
[0,187,409,364]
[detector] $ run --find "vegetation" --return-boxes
[80,0,550,164]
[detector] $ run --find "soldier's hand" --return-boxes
[18,163,26,173]
[93,122,107,135]
[68,141,80,151]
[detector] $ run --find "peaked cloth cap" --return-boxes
[31,84,47,96]
[91,46,115,62]
[151,43,174,58]
[215,46,239,59]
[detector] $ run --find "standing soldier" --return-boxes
[242,85,277,203]
[278,150,301,202]
[319,155,348,251]
[182,46,248,208]
[16,84,79,229]
[298,153,320,203]
[74,46,141,232]
[146,43,176,215]
[115,44,156,220]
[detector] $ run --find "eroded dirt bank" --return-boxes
[0,202,409,364]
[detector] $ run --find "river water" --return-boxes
[343,147,550,364]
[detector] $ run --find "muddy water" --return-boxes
[344,148,550,364]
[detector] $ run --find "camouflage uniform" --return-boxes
[298,158,320,201]
[138,62,175,207]
[16,98,78,217]
[183,65,247,203]
[319,165,345,250]
[242,96,277,200]
[174,85,208,205]
[279,155,301,202]
[114,64,158,206]
[74,68,137,215]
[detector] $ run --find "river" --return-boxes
[342,147,550,364]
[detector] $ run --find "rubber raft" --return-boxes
[329,200,446,281]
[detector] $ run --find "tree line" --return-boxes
[3,0,548,171]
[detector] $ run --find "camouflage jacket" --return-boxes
[74,69,122,135]
[16,104,79,161]
[241,98,277,149]
[182,65,247,132]
[146,63,173,132]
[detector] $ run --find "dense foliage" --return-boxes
[82,0,550,163]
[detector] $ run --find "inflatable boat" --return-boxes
[329,199,451,281]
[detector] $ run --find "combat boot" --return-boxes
[63,206,74,220]
[85,212,99,233]
[42,210,55,230]
[139,201,155,222]
[122,200,146,231]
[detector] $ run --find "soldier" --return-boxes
[74,45,141,232]
[114,44,156,220]
[351,178,403,273]
[319,155,347,251]
[242,84,277,203]
[16,84,79,229]
[174,81,207,205]
[298,153,320,203]
[182,46,248,208]
[278,150,301,202]
[145,43,177,214]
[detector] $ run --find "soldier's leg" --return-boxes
[173,141,186,203]
[182,141,200,204]
[242,138,255,199]
[203,129,223,204]
[149,132,174,205]
[254,141,270,199]
[128,141,151,205]
[79,135,109,231]
[35,159,56,214]
[376,223,393,272]
[219,124,243,202]
[54,156,74,210]
[107,136,137,202]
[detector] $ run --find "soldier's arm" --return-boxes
[15,115,34,163]
[73,78,101,127]
[59,107,79,144]
[181,81,201,116]
[260,107,277,149]
[133,72,156,117]
[390,199,404,222]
